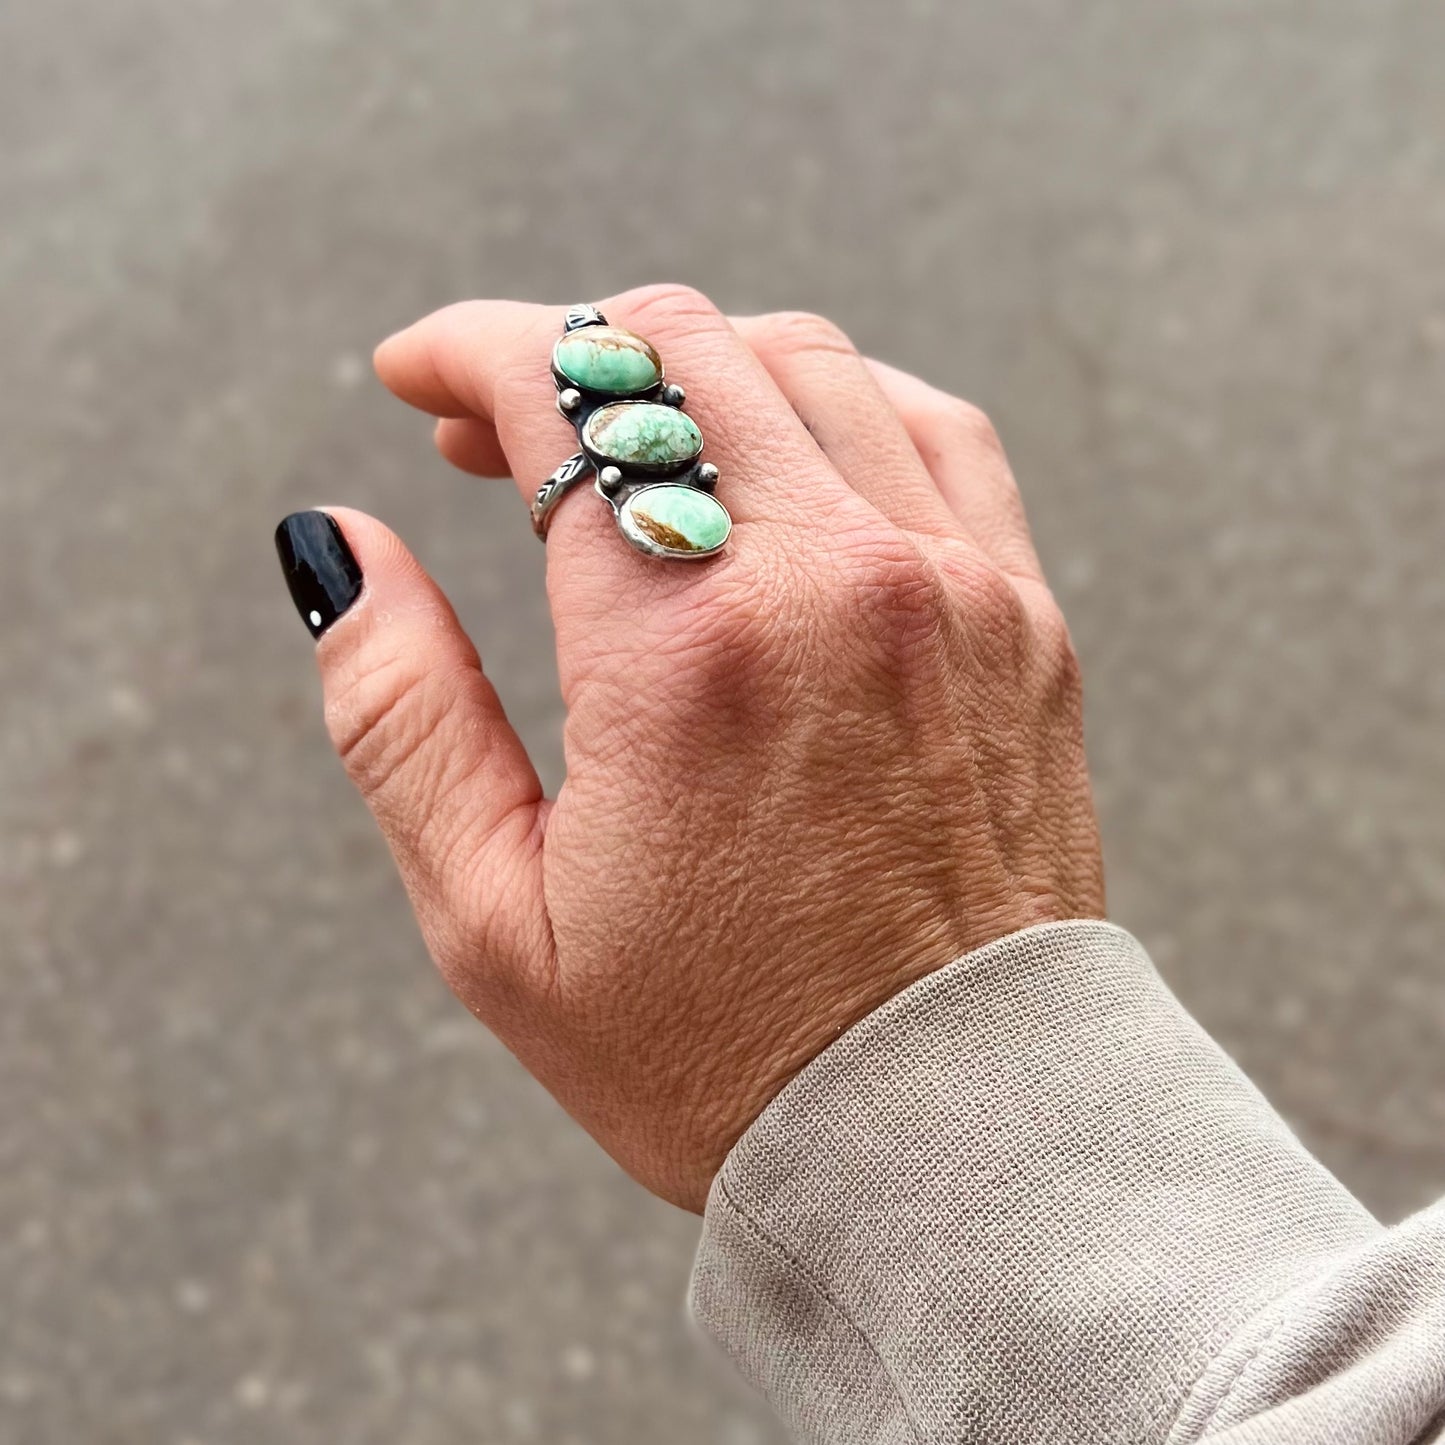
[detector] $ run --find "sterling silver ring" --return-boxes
[530,305,732,560]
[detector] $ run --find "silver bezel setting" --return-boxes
[549,328,666,404]
[615,484,733,561]
[540,304,730,561]
[580,400,703,479]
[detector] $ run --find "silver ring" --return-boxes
[535,306,731,560]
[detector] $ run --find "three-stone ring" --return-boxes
[530,305,733,560]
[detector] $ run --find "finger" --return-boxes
[274,507,553,1019]
[435,416,509,477]
[373,298,543,440]
[373,287,856,537]
[733,312,961,539]
[376,300,647,650]
[864,358,1043,582]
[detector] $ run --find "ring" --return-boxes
[530,305,732,560]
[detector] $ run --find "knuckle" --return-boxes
[938,543,1029,641]
[832,531,948,655]
[325,641,464,805]
[1027,587,1071,655]
[617,538,840,734]
[937,396,1002,453]
[1028,588,1084,702]
[615,281,723,336]
[752,310,858,362]
[659,557,797,696]
[974,568,1031,652]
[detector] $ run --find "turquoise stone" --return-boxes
[553,326,662,395]
[585,402,703,470]
[618,485,731,558]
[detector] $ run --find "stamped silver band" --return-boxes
[530,452,593,540]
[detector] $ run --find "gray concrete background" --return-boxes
[3,1,1445,1441]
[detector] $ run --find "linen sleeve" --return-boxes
[689,920,1445,1444]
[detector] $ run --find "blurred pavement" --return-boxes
[3,2,1445,1441]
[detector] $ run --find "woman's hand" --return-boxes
[279,285,1103,1211]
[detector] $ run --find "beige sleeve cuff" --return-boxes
[690,921,1445,1444]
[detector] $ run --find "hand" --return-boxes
[279,285,1104,1211]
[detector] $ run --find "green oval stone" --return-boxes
[553,327,662,395]
[585,402,703,469]
[619,485,731,558]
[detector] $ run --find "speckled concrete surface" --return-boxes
[3,3,1444,1441]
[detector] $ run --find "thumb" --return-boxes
[274,507,553,1017]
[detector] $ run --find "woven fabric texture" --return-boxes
[689,921,1445,1444]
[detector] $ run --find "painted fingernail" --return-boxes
[274,511,363,638]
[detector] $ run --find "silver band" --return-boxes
[530,452,593,540]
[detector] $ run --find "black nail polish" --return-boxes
[275,512,363,638]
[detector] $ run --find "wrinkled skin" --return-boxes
[306,285,1103,1211]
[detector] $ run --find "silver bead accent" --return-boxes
[598,465,624,493]
[696,462,719,491]
[660,383,686,407]
[558,388,582,413]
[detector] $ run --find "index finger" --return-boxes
[374,286,855,537]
